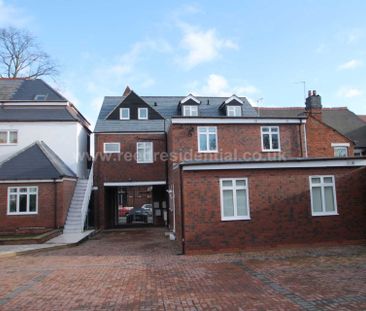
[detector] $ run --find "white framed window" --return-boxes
[137,142,153,163]
[34,94,47,101]
[103,143,120,154]
[182,105,198,117]
[226,106,242,117]
[261,126,280,151]
[198,126,218,153]
[309,176,338,216]
[119,108,130,120]
[8,187,38,215]
[0,130,18,145]
[220,178,250,221]
[331,143,349,157]
[138,108,148,120]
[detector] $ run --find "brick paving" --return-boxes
[0,228,365,310]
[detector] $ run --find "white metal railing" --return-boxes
[80,163,93,231]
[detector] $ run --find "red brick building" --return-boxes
[94,89,366,253]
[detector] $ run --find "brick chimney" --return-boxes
[305,90,322,120]
[123,86,131,96]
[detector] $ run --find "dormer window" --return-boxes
[34,94,48,101]
[180,94,201,117]
[138,108,148,120]
[119,108,130,120]
[226,106,242,117]
[183,105,198,117]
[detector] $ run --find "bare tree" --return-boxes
[0,27,58,79]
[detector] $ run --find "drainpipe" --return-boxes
[54,179,58,229]
[179,164,185,255]
[303,122,308,158]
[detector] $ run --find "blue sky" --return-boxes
[1,0,366,125]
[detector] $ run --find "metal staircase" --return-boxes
[63,165,93,233]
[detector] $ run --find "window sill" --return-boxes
[0,143,18,146]
[7,212,38,216]
[198,150,219,154]
[312,212,339,217]
[261,149,281,153]
[221,217,251,221]
[137,162,154,164]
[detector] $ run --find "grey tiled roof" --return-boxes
[95,95,258,133]
[0,106,80,121]
[0,79,66,101]
[0,141,76,180]
[258,107,366,148]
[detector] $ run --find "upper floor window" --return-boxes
[220,178,250,221]
[309,176,338,216]
[261,126,280,151]
[331,143,349,157]
[183,105,198,117]
[138,108,148,120]
[226,106,242,117]
[198,127,217,153]
[137,142,153,163]
[8,187,38,215]
[103,143,120,154]
[119,108,130,120]
[0,130,18,145]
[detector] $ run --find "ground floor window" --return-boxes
[220,178,250,221]
[309,176,338,216]
[8,187,38,215]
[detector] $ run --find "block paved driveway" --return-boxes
[0,228,365,311]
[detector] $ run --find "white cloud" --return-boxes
[0,0,30,27]
[338,59,363,70]
[191,74,259,105]
[337,87,363,98]
[178,23,238,69]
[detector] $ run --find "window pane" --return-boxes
[9,131,17,143]
[236,189,248,216]
[29,195,37,212]
[0,131,7,143]
[199,128,207,134]
[9,188,17,193]
[222,180,232,187]
[312,187,323,213]
[323,177,333,183]
[262,127,269,132]
[236,180,246,187]
[191,106,198,116]
[208,133,216,150]
[29,187,37,193]
[271,127,278,133]
[324,187,335,212]
[199,133,207,151]
[105,143,120,153]
[272,134,279,149]
[19,195,27,212]
[208,127,216,133]
[9,195,17,212]
[19,188,27,193]
[311,177,321,184]
[223,190,234,217]
[137,147,144,162]
[334,147,347,157]
[263,134,270,149]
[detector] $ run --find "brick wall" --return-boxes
[306,115,354,157]
[180,167,366,253]
[0,180,76,233]
[94,133,167,228]
[168,123,305,164]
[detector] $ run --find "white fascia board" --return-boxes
[224,95,244,104]
[182,159,366,171]
[171,118,306,124]
[104,181,166,186]
[0,178,76,184]
[180,94,200,104]
[1,101,67,106]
